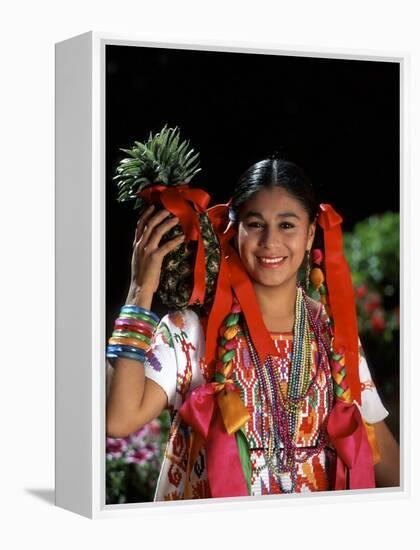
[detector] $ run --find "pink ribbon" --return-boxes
[179,383,249,498]
[327,400,376,490]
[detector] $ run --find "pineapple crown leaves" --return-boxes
[113,124,202,210]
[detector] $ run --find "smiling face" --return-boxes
[234,186,316,290]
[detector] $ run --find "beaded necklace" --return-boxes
[241,284,334,492]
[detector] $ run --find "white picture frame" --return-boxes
[55,31,408,519]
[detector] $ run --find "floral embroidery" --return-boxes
[149,304,387,500]
[154,322,174,348]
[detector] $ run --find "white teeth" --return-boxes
[258,257,285,264]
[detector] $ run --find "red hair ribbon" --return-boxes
[318,203,375,489]
[317,203,361,406]
[138,185,211,306]
[204,202,235,380]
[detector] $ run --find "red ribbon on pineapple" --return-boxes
[137,184,211,306]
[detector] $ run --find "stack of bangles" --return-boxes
[106,304,160,364]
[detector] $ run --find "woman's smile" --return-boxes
[256,255,288,268]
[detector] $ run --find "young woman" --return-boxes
[106,157,399,500]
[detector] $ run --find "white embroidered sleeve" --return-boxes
[355,339,390,424]
[143,314,178,410]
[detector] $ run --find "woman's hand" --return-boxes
[126,205,185,305]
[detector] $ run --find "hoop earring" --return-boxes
[305,250,311,291]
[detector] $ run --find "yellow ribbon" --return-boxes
[217,389,251,434]
[363,420,382,465]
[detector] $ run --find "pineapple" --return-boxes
[113,125,221,311]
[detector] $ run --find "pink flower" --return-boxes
[370,312,385,333]
[128,419,161,446]
[356,284,368,299]
[364,291,381,314]
[106,437,128,460]
[147,420,161,437]
[125,446,157,465]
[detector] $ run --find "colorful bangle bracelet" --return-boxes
[108,336,150,350]
[106,304,159,365]
[111,330,152,345]
[113,322,154,339]
[107,345,146,357]
[106,350,147,363]
[118,308,157,324]
[107,344,147,357]
[119,311,159,327]
[121,304,160,325]
[114,318,155,335]
[119,311,158,326]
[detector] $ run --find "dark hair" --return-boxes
[229,156,318,224]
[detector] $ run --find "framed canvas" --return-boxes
[55,31,407,519]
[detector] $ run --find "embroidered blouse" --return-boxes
[140,303,389,500]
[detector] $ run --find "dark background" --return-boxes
[105,44,399,435]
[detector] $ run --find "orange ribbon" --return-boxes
[138,185,211,306]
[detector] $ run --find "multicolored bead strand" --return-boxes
[242,285,334,492]
[106,304,160,364]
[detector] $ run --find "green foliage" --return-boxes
[344,212,399,290]
[113,124,201,211]
[343,212,399,343]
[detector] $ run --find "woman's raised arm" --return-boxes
[106,205,185,437]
